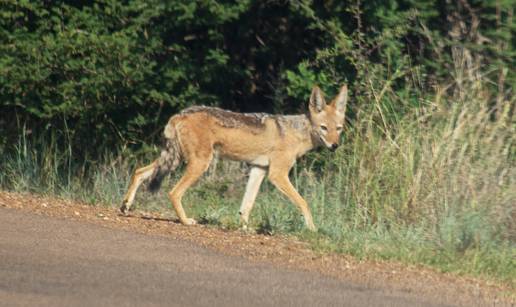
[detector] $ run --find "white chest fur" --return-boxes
[250,155,269,167]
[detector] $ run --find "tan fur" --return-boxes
[121,85,348,231]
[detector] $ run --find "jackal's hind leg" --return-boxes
[168,158,211,225]
[121,161,157,214]
[239,167,267,230]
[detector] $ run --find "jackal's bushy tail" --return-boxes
[148,122,182,193]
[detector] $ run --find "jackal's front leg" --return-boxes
[268,167,316,231]
[239,167,267,230]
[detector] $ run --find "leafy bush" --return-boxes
[2,1,512,155]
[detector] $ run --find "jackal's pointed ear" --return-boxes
[309,86,326,113]
[333,84,348,115]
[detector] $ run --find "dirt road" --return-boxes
[0,191,512,306]
[0,207,448,307]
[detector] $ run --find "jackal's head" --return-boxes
[308,85,348,151]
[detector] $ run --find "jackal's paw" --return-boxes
[120,201,135,215]
[182,218,197,226]
[119,202,129,215]
[306,222,317,232]
[240,224,255,234]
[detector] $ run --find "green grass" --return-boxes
[1,83,514,288]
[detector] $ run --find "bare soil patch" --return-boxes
[0,190,513,306]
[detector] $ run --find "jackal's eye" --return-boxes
[337,126,343,132]
[320,124,328,131]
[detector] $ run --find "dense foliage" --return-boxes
[1,0,513,155]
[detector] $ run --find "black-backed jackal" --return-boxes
[121,85,348,231]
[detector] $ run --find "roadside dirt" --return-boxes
[0,190,513,306]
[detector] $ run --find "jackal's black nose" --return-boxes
[330,143,339,151]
